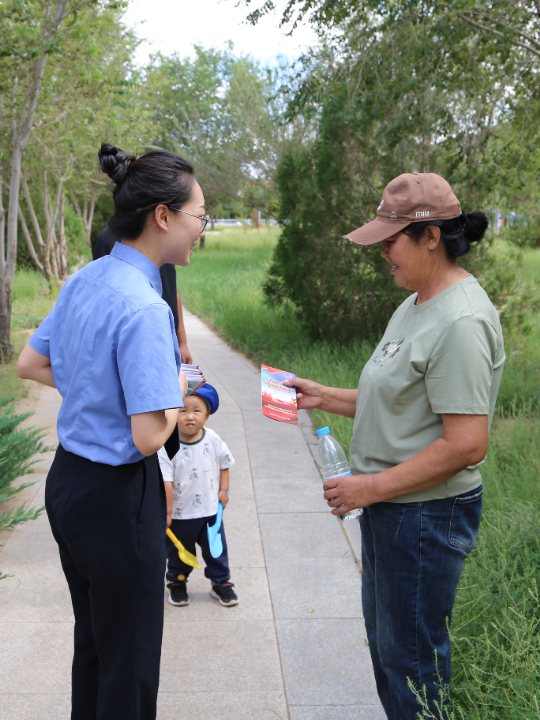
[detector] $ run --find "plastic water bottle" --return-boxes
[316,427,363,521]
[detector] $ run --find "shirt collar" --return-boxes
[110,242,163,297]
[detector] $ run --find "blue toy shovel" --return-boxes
[207,491,229,558]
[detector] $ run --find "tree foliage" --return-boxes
[143,47,306,220]
[253,0,540,341]
[0,0,145,351]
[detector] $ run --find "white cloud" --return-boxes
[123,0,318,66]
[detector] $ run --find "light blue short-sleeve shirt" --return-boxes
[29,242,183,466]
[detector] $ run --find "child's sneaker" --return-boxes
[167,580,189,607]
[210,581,239,607]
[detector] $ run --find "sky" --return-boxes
[123,0,319,67]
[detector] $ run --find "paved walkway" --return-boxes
[0,310,384,720]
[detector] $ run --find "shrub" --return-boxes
[264,145,408,344]
[0,398,47,538]
[266,146,537,344]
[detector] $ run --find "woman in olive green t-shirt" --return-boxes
[290,173,504,720]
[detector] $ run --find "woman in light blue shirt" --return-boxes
[17,143,208,720]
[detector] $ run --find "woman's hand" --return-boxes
[179,370,188,398]
[179,344,193,365]
[283,376,358,418]
[323,473,376,515]
[283,376,326,410]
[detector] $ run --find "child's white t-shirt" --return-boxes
[158,427,235,520]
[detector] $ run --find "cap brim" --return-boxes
[345,218,410,246]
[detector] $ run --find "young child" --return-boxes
[158,383,238,607]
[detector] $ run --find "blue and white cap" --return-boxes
[192,383,219,415]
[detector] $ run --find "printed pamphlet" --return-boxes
[261,365,298,424]
[181,363,206,393]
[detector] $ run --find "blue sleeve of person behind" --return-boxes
[118,302,183,415]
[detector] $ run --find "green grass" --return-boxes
[10,269,57,331]
[0,269,57,401]
[178,227,374,448]
[179,227,540,719]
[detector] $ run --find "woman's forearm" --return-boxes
[131,408,180,457]
[17,344,56,388]
[319,387,358,418]
[290,376,358,418]
[371,414,489,502]
[324,414,489,514]
[165,482,173,526]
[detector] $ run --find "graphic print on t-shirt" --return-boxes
[157,427,235,520]
[373,337,405,367]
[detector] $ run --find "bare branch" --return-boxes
[36,108,72,129]
[314,191,357,228]
[59,0,95,26]
[70,190,82,217]
[456,12,540,58]
[477,11,540,51]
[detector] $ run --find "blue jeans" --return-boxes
[360,485,483,720]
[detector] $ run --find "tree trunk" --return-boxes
[1,143,25,356]
[22,173,45,250]
[42,172,63,282]
[85,192,96,245]
[0,162,10,359]
[1,0,70,350]
[58,190,67,278]
[18,205,47,278]
[70,189,82,218]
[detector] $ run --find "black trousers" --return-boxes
[166,515,230,585]
[45,445,167,720]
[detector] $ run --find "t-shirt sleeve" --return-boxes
[426,315,499,415]
[157,446,175,482]
[217,437,235,469]
[117,303,183,415]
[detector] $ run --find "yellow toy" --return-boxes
[166,528,201,570]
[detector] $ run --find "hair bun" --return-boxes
[462,211,489,248]
[98,143,135,186]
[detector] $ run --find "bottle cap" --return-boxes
[316,427,330,436]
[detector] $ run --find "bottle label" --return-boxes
[327,471,351,479]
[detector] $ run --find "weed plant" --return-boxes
[178,228,540,717]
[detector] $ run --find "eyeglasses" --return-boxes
[135,203,209,234]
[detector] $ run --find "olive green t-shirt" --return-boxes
[349,276,505,503]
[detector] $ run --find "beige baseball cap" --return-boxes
[345,172,462,246]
